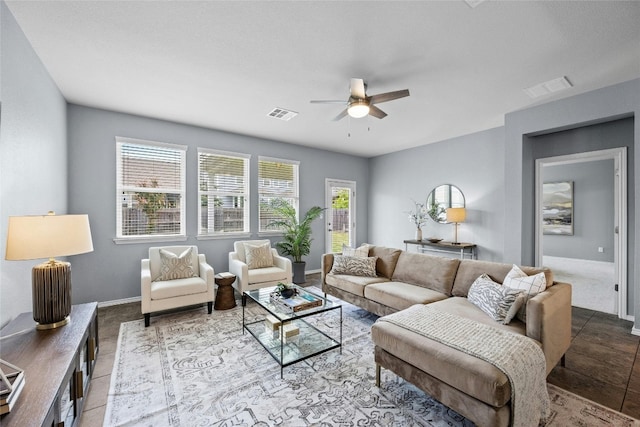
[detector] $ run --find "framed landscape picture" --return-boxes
[542,181,573,235]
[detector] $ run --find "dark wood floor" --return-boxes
[79,274,640,425]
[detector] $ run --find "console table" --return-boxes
[0,302,98,427]
[404,240,477,259]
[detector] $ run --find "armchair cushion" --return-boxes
[157,247,196,281]
[151,277,207,300]
[244,242,274,269]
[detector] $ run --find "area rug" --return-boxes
[105,290,639,426]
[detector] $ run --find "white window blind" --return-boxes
[198,148,250,236]
[258,156,299,232]
[116,137,186,239]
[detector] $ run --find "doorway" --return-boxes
[325,179,356,253]
[535,147,628,319]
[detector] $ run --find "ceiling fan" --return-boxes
[310,78,410,121]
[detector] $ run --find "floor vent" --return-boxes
[267,108,298,121]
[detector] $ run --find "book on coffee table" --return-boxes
[270,289,322,313]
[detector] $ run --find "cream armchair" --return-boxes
[229,239,292,304]
[141,245,215,327]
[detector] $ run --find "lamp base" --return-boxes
[36,316,70,330]
[32,260,72,329]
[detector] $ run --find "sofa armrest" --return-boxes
[321,253,335,291]
[229,251,249,293]
[141,258,152,313]
[526,281,572,374]
[198,254,215,294]
[271,249,292,275]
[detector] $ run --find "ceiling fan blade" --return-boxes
[369,89,410,105]
[368,105,388,119]
[350,78,366,99]
[310,100,347,104]
[332,109,349,121]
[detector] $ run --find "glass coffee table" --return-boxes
[242,285,342,378]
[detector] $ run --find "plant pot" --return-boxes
[280,288,295,298]
[292,261,306,284]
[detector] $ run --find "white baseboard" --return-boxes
[305,269,321,275]
[98,296,141,308]
[632,326,640,337]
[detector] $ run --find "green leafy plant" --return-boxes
[135,179,166,232]
[266,198,326,263]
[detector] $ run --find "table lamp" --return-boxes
[446,207,466,245]
[5,212,93,330]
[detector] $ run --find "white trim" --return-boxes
[325,178,357,253]
[115,136,188,152]
[98,296,141,308]
[305,268,321,275]
[632,327,640,337]
[535,147,628,319]
[197,147,251,159]
[114,235,188,245]
[197,232,252,240]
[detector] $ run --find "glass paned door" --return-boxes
[325,179,356,253]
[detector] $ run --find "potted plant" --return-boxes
[267,198,326,284]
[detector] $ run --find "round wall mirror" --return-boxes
[426,184,465,223]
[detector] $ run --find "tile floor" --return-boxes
[79,274,640,425]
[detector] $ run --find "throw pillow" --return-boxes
[330,255,378,277]
[503,264,547,322]
[468,274,526,324]
[158,247,196,281]
[244,242,274,269]
[342,243,369,258]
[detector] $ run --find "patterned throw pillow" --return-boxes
[342,244,369,258]
[330,255,378,277]
[503,264,547,322]
[468,274,526,324]
[244,242,274,269]
[158,247,196,281]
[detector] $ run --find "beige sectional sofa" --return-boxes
[321,245,572,427]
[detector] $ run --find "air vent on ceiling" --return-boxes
[465,0,487,8]
[267,108,298,121]
[524,76,573,99]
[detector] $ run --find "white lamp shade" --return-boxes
[5,213,93,260]
[446,207,466,223]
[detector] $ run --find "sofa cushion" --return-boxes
[392,252,460,296]
[503,265,547,322]
[158,247,196,281]
[244,242,274,269]
[330,255,378,277]
[247,266,288,284]
[467,274,525,324]
[369,246,402,278]
[325,274,389,297]
[342,243,370,258]
[451,259,553,297]
[364,282,449,311]
[151,277,207,300]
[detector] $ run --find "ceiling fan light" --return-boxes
[347,100,370,118]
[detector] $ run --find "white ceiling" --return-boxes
[6,1,640,157]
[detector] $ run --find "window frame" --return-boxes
[258,156,300,235]
[197,148,251,239]
[114,136,187,244]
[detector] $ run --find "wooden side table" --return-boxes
[214,273,237,310]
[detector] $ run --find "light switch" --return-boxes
[598,247,604,253]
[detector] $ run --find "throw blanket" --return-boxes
[378,304,550,427]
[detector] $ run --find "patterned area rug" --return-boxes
[105,290,640,426]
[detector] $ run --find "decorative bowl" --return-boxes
[427,238,443,243]
[280,288,295,298]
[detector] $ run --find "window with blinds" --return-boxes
[115,137,186,239]
[198,148,250,236]
[258,157,299,232]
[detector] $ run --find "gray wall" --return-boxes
[67,105,369,304]
[0,1,68,327]
[542,160,615,262]
[368,126,506,262]
[504,79,639,324]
